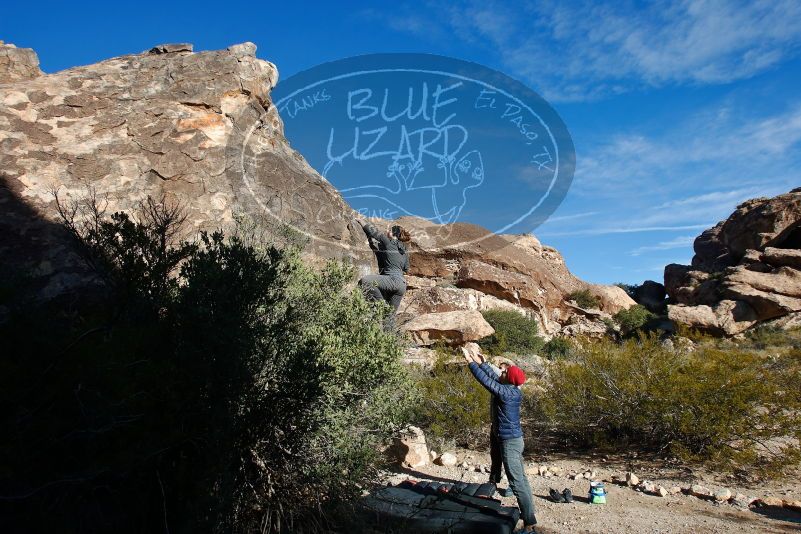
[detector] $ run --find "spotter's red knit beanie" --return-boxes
[506,365,526,386]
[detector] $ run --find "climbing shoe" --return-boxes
[562,488,573,503]
[549,488,566,503]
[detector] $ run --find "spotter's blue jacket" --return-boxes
[468,362,523,440]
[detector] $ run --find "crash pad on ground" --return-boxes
[360,479,520,533]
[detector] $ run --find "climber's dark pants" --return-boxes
[489,430,503,484]
[359,274,406,329]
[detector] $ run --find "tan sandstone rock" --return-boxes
[0,42,43,82]
[587,284,637,314]
[723,265,801,319]
[434,452,458,467]
[664,188,801,334]
[388,426,429,468]
[762,247,801,269]
[0,42,374,300]
[402,310,495,346]
[667,300,758,336]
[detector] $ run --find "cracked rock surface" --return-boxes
[0,41,372,298]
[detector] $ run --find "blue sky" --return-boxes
[4,0,800,284]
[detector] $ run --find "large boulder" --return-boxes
[691,223,734,271]
[664,264,719,305]
[402,310,495,346]
[667,300,758,336]
[762,247,801,270]
[664,188,801,334]
[723,265,801,319]
[630,280,667,313]
[397,285,527,323]
[690,189,801,269]
[0,42,373,299]
[587,284,637,314]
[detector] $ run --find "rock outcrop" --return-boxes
[1,42,632,342]
[402,310,495,346]
[665,188,801,334]
[0,41,42,82]
[391,217,634,338]
[0,41,372,298]
[631,280,667,313]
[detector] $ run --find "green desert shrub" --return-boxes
[479,309,544,355]
[743,325,801,351]
[542,336,573,359]
[2,196,416,533]
[613,304,656,334]
[414,348,491,449]
[566,289,600,309]
[534,334,801,475]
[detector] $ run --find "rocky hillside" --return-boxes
[665,187,801,335]
[0,41,632,338]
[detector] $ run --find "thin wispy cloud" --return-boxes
[653,189,766,210]
[570,101,801,229]
[539,224,711,238]
[422,0,801,102]
[362,1,800,283]
[545,211,599,223]
[629,235,696,256]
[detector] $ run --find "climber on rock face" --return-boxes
[354,218,411,330]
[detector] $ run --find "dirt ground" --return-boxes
[383,449,801,533]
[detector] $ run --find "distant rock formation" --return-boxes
[0,42,632,340]
[665,188,801,335]
[630,280,666,314]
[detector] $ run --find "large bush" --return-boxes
[479,309,544,355]
[613,304,656,334]
[2,197,416,532]
[533,334,801,474]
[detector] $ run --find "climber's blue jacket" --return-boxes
[468,362,523,440]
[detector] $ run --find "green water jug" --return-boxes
[589,481,607,504]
